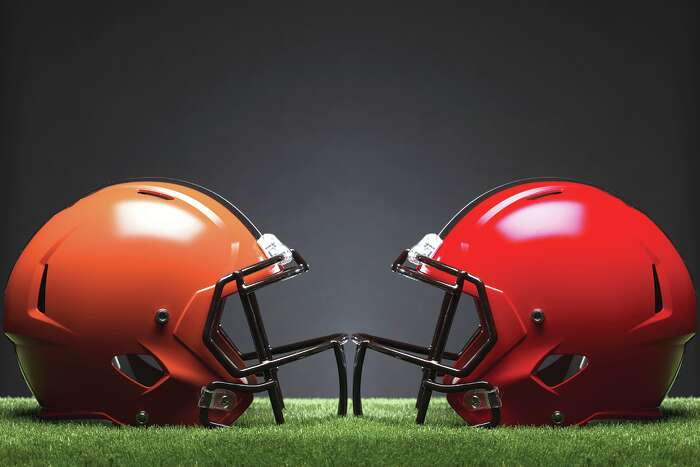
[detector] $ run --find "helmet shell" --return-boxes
[433,180,695,425]
[4,180,271,425]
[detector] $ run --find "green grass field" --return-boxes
[1,397,699,466]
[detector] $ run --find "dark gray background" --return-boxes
[1,2,697,398]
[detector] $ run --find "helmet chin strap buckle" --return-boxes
[464,387,501,411]
[198,387,237,412]
[407,233,443,265]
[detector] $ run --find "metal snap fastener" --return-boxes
[531,308,545,326]
[155,308,169,326]
[551,410,565,425]
[220,395,232,410]
[469,394,481,409]
[135,410,149,426]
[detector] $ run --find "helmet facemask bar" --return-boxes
[352,249,500,427]
[200,248,348,427]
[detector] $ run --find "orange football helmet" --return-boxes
[4,179,347,426]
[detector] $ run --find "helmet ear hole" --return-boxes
[533,354,589,388]
[112,354,166,387]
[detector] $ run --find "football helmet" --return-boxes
[4,179,348,427]
[352,179,695,426]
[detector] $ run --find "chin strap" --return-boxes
[198,380,280,428]
[421,380,501,427]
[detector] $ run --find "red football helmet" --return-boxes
[4,179,348,426]
[353,179,696,426]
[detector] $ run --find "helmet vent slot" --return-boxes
[533,354,588,387]
[37,264,48,313]
[137,189,174,200]
[111,354,166,387]
[652,264,663,313]
[526,190,563,200]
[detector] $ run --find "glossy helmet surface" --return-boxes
[4,179,347,426]
[353,179,695,426]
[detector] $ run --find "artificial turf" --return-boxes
[1,397,699,466]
